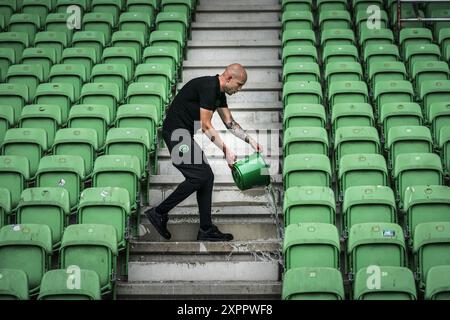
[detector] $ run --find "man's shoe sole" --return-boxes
[197,237,233,242]
[146,210,171,240]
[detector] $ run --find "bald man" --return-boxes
[145,64,262,242]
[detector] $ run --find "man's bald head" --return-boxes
[224,63,247,83]
[220,63,247,95]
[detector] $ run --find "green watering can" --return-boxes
[232,152,271,191]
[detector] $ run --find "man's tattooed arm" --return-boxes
[225,119,250,143]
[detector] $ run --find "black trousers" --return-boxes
[156,128,214,230]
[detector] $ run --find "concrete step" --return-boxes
[198,0,280,5]
[195,6,281,23]
[116,280,282,300]
[191,21,282,30]
[191,29,280,41]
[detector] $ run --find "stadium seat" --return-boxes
[149,30,184,62]
[116,104,159,145]
[22,0,52,27]
[21,48,57,81]
[161,0,192,21]
[68,104,111,149]
[126,83,168,123]
[328,81,368,106]
[78,187,131,250]
[119,12,153,43]
[0,84,29,125]
[0,188,10,229]
[45,13,73,43]
[60,223,118,295]
[282,267,344,300]
[61,47,97,78]
[143,46,179,80]
[425,265,450,300]
[399,28,433,58]
[111,31,145,63]
[156,12,188,44]
[420,80,450,119]
[413,222,450,289]
[49,64,87,99]
[321,29,355,47]
[92,155,141,210]
[283,154,332,188]
[319,10,352,32]
[347,222,406,276]
[101,48,137,86]
[36,155,85,210]
[283,103,326,130]
[325,62,363,88]
[72,31,106,61]
[282,30,317,48]
[355,9,388,36]
[387,126,433,168]
[17,187,70,249]
[56,0,88,15]
[19,104,62,147]
[403,185,450,243]
[0,0,16,23]
[0,156,30,209]
[134,63,173,99]
[353,266,416,300]
[91,0,122,25]
[282,81,322,105]
[283,127,329,156]
[0,105,14,146]
[282,46,318,65]
[0,32,29,62]
[91,64,128,99]
[282,0,313,12]
[80,83,121,121]
[281,11,314,31]
[6,64,44,100]
[35,83,75,125]
[283,186,336,226]
[439,28,450,57]
[317,0,347,11]
[283,62,320,83]
[405,44,441,73]
[0,268,29,300]
[364,44,400,76]
[379,102,423,139]
[0,224,52,295]
[343,186,396,235]
[369,61,407,93]
[34,32,67,63]
[412,61,450,95]
[82,12,114,44]
[429,102,450,143]
[38,269,101,300]
[361,28,395,50]
[284,223,340,269]
[322,45,358,64]
[53,128,98,177]
[0,48,15,82]
[338,154,388,199]
[352,0,383,13]
[331,103,374,134]
[431,10,450,39]
[394,153,444,206]
[8,14,41,43]
[374,80,414,116]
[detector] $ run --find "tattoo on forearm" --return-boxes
[225,120,250,143]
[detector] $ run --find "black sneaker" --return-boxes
[197,225,234,242]
[145,207,171,240]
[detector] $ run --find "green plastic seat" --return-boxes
[283,127,329,156]
[328,81,368,108]
[156,12,188,44]
[331,103,374,134]
[282,0,313,12]
[364,44,400,76]
[317,0,347,11]
[438,126,450,175]
[379,102,423,139]
[339,154,388,199]
[420,80,450,119]
[91,64,128,100]
[78,187,131,249]
[283,154,332,189]
[8,14,41,43]
[82,12,114,44]
[60,223,117,295]
[282,267,344,300]
[21,48,57,81]
[334,126,380,168]
[53,128,98,177]
[45,13,73,43]
[374,80,414,116]
[134,63,173,100]
[394,153,444,206]
[80,83,121,121]
[92,155,141,210]
[360,28,394,50]
[68,104,111,149]
[149,30,184,62]
[0,224,52,295]
[105,128,150,177]
[282,11,314,31]
[0,105,14,146]
[17,187,70,249]
[111,31,145,63]
[347,222,406,276]
[321,29,355,47]
[92,0,122,25]
[282,46,318,65]
[35,83,75,125]
[412,61,450,95]
[355,8,388,36]
[0,156,30,210]
[161,0,192,21]
[56,0,88,15]
[283,186,335,226]
[343,186,396,235]
[0,32,29,61]
[400,28,433,59]
[0,188,11,229]
[283,62,320,83]
[325,62,363,87]
[282,29,317,48]
[22,0,52,27]
[322,44,358,65]
[116,104,159,146]
[405,44,441,73]
[119,12,153,43]
[387,126,433,168]
[38,269,101,300]
[0,48,16,82]
[283,103,326,130]
[143,46,179,80]
[0,84,29,125]
[2,128,47,178]
[282,81,322,105]
[19,104,62,147]
[429,102,450,144]
[439,28,450,57]
[6,64,43,101]
[431,10,450,39]
[127,0,158,19]
[413,222,450,289]
[353,266,416,300]
[126,82,167,123]
[34,32,67,63]
[72,31,106,61]
[425,265,450,300]
[284,223,340,269]
[0,268,29,300]
[369,61,407,93]
[404,185,450,243]
[48,64,87,99]
[0,0,16,23]
[319,10,351,32]
[102,47,138,81]
[61,47,97,78]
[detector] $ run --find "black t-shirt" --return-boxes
[163,75,228,135]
